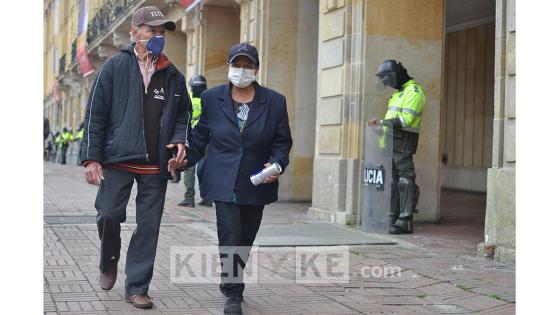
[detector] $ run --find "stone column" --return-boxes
[235,0,318,201]
[60,71,82,130]
[482,0,515,263]
[163,3,188,76]
[308,0,364,225]
[184,5,204,84]
[202,5,240,88]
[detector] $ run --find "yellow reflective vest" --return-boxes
[62,131,73,145]
[384,79,425,133]
[76,128,84,141]
[190,92,202,128]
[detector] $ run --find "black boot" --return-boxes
[389,219,413,234]
[177,199,195,207]
[223,295,242,314]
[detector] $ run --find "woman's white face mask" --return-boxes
[228,66,256,88]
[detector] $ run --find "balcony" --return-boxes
[87,0,139,46]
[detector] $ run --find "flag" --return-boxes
[77,0,94,76]
[77,44,94,76]
[180,0,195,8]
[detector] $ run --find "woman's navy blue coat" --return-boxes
[186,82,293,205]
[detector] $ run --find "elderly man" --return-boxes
[80,6,191,309]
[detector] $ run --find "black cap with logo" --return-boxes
[227,43,259,66]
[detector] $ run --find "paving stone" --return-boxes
[43,163,515,314]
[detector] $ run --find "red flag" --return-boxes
[77,44,95,76]
[179,0,195,8]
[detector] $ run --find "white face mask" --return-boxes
[228,66,256,88]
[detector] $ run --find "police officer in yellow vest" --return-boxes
[177,75,213,207]
[76,121,85,165]
[60,127,74,165]
[368,60,425,234]
[54,131,62,163]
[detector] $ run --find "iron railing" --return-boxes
[87,0,138,45]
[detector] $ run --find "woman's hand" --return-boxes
[263,163,280,184]
[168,158,187,176]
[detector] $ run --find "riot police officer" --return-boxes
[60,127,73,165]
[367,60,425,234]
[76,121,85,165]
[177,74,213,207]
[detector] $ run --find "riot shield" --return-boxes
[361,124,393,233]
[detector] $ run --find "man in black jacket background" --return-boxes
[80,6,191,309]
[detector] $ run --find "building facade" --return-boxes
[43,0,515,262]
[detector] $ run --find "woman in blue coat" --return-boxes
[176,43,292,314]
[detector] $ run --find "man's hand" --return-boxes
[166,143,187,177]
[85,161,104,186]
[166,143,186,163]
[263,163,280,184]
[367,118,379,127]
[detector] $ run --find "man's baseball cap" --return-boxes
[132,6,176,31]
[227,43,259,65]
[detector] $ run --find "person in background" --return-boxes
[61,128,73,165]
[46,140,53,161]
[54,131,62,163]
[44,117,50,159]
[367,59,425,234]
[177,74,213,208]
[75,121,85,166]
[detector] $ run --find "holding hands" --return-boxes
[166,143,188,176]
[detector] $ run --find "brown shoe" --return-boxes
[125,292,154,309]
[99,264,118,290]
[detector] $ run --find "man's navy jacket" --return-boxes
[186,82,293,205]
[80,44,191,176]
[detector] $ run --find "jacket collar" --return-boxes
[123,43,174,73]
[219,82,267,128]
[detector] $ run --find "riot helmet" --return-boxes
[189,74,207,98]
[376,59,411,90]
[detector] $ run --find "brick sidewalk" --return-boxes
[44,163,515,314]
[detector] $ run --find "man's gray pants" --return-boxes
[95,167,168,295]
